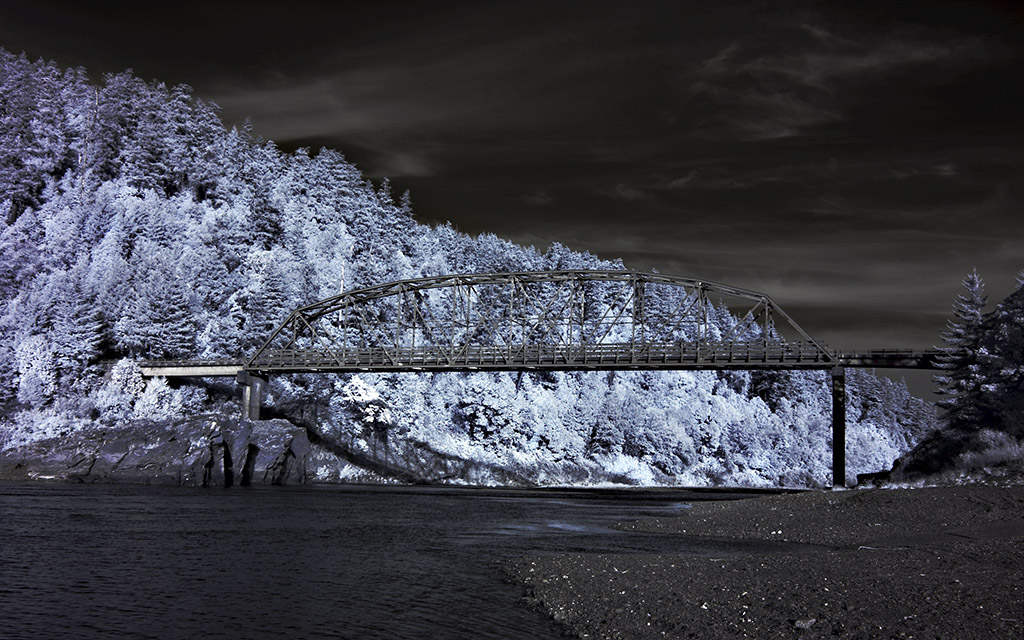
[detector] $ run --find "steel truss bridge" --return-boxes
[140,270,942,487]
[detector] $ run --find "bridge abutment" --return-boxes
[831,366,846,488]
[237,371,267,421]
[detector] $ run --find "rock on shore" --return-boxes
[0,416,367,486]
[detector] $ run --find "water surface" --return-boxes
[0,482,794,639]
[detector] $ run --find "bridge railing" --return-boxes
[136,344,945,375]
[244,340,835,371]
[136,358,247,368]
[837,348,943,368]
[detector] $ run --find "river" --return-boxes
[0,482,798,639]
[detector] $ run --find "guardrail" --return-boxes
[837,349,943,369]
[135,345,942,375]
[239,341,835,372]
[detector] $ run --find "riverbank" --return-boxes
[505,485,1024,639]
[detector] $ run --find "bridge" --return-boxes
[139,270,943,487]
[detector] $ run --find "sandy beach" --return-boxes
[505,485,1024,639]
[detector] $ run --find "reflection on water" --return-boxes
[0,482,806,639]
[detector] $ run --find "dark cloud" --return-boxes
[1,0,1021,360]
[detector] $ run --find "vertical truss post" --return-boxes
[697,284,707,360]
[467,283,474,347]
[396,287,403,355]
[631,275,644,350]
[341,301,348,360]
[582,276,589,340]
[508,280,515,359]
[519,280,527,349]
[451,285,457,350]
[831,366,846,488]
[410,292,417,357]
[567,278,576,348]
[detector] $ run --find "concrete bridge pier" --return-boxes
[832,366,846,488]
[237,371,267,421]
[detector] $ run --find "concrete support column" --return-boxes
[831,366,846,488]
[237,371,267,421]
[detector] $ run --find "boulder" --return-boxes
[0,416,315,487]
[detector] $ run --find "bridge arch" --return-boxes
[246,270,837,372]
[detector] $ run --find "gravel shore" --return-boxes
[504,486,1024,639]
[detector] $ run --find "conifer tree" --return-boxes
[0,206,45,301]
[0,51,43,216]
[115,245,195,358]
[88,70,146,184]
[984,276,1024,437]
[247,255,292,347]
[933,269,990,430]
[119,82,172,195]
[50,259,105,376]
[0,336,16,404]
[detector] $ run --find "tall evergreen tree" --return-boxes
[0,206,45,301]
[933,269,990,430]
[115,245,195,358]
[983,276,1024,437]
[0,51,43,217]
[50,260,104,377]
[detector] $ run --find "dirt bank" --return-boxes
[505,486,1024,639]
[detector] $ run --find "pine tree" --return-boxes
[983,277,1024,437]
[0,51,42,216]
[933,269,990,430]
[0,330,17,404]
[87,70,146,184]
[0,206,45,301]
[115,245,195,358]
[119,82,173,195]
[247,255,292,348]
[50,260,105,375]
[181,98,226,201]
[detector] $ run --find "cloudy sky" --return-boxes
[2,0,1021,362]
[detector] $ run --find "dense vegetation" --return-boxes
[0,49,939,486]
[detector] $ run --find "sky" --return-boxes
[1,0,1021,366]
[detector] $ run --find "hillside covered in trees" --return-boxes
[0,49,941,487]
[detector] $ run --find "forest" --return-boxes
[5,48,1012,487]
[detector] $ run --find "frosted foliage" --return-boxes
[339,376,392,425]
[93,359,146,420]
[14,335,57,406]
[342,376,381,405]
[132,378,177,420]
[130,377,206,421]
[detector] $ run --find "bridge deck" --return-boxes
[139,363,245,377]
[252,342,836,372]
[138,345,941,377]
[837,349,942,369]
[141,342,833,376]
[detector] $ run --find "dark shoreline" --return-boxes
[504,485,1024,639]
